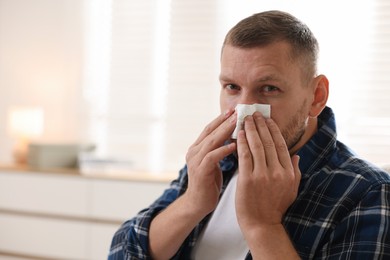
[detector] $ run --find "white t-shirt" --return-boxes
[191,171,249,259]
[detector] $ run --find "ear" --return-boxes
[309,74,329,117]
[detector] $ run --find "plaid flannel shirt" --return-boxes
[108,107,390,259]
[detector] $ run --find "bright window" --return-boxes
[83,0,390,175]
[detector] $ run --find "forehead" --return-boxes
[220,42,300,82]
[221,42,293,66]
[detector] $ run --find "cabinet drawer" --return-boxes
[89,179,168,221]
[0,213,87,259]
[0,171,88,217]
[87,223,119,260]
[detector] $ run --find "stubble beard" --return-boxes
[282,100,309,151]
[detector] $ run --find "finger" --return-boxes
[195,112,237,158]
[193,109,235,146]
[252,112,279,168]
[187,111,236,165]
[291,155,302,193]
[243,115,266,169]
[237,129,253,174]
[265,118,291,169]
[201,142,237,169]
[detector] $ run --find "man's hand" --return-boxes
[185,109,237,217]
[149,110,237,260]
[236,112,301,259]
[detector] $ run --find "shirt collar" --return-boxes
[296,106,338,176]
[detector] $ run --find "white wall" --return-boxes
[0,0,85,163]
[0,0,388,168]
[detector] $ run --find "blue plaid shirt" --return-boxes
[109,107,390,259]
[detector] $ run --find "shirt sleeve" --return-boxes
[318,182,390,259]
[108,167,188,260]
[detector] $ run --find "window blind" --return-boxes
[83,0,390,175]
[342,0,390,164]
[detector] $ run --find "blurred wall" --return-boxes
[0,0,85,163]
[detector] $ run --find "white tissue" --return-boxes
[231,104,271,139]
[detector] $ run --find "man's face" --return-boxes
[219,42,315,152]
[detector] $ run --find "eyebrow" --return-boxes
[219,74,286,84]
[219,74,231,82]
[255,74,281,83]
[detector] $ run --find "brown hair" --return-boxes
[223,10,319,81]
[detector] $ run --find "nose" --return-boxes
[237,91,258,105]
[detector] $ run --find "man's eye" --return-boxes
[226,84,240,90]
[263,85,279,92]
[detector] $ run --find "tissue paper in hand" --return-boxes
[231,104,271,139]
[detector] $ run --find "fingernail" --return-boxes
[230,113,237,123]
[224,109,233,117]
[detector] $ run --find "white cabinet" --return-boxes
[0,213,88,259]
[0,170,170,259]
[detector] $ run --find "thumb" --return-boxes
[292,155,301,194]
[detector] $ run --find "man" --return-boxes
[109,10,390,259]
